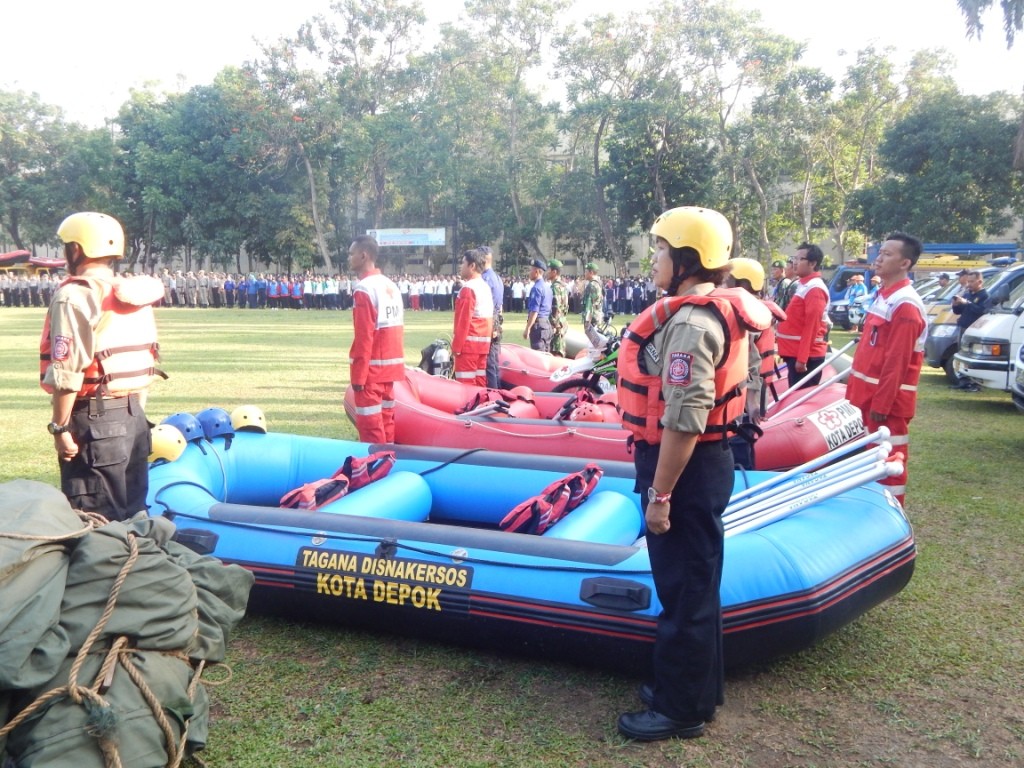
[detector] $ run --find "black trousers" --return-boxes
[529,318,552,352]
[782,355,825,389]
[634,438,733,722]
[60,394,151,522]
[486,333,502,389]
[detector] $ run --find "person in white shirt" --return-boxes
[512,279,526,312]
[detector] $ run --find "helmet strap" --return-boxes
[667,261,700,297]
[65,243,87,275]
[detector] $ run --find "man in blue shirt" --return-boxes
[523,258,553,352]
[480,246,505,387]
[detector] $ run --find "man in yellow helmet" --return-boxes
[615,207,770,741]
[40,212,165,521]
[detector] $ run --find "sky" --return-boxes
[4,0,1022,127]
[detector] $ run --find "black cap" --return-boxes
[529,258,546,270]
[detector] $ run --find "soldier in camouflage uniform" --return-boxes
[547,259,570,357]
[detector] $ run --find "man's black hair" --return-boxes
[796,243,824,270]
[886,232,922,268]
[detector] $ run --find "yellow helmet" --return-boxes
[650,207,733,269]
[728,258,765,292]
[231,404,267,433]
[57,212,125,259]
[148,424,187,463]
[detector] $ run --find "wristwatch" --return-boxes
[647,487,672,504]
[47,421,71,435]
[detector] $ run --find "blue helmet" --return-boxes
[161,412,203,442]
[196,407,234,441]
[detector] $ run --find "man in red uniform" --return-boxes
[846,232,926,507]
[776,243,829,388]
[452,249,494,387]
[348,235,405,443]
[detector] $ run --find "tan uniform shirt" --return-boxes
[43,281,105,393]
[643,284,726,435]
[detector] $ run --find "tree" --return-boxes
[957,0,1024,167]
[554,11,676,273]
[850,91,1024,240]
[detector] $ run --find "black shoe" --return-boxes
[617,709,705,741]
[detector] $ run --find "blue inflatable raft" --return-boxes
[146,431,915,670]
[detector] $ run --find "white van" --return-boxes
[954,279,1024,392]
[1011,347,1024,413]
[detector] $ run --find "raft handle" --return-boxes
[580,577,651,612]
[173,528,220,556]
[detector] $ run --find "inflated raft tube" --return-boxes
[148,431,915,672]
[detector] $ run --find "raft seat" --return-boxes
[314,471,432,522]
[542,491,643,546]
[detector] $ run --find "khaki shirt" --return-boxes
[43,281,105,393]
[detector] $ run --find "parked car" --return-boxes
[923,266,1008,383]
[826,266,872,302]
[1011,346,1024,413]
[954,279,1024,392]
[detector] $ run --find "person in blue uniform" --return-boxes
[522,258,553,352]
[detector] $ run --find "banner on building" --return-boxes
[367,228,446,247]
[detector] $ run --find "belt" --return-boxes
[72,393,140,412]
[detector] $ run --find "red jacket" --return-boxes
[452,277,494,355]
[846,280,927,418]
[349,271,405,385]
[776,275,829,363]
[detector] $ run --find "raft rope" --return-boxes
[0,508,101,544]
[396,397,626,444]
[0,525,208,768]
[416,447,488,477]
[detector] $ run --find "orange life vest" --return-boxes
[40,275,164,398]
[616,288,771,444]
[757,299,787,382]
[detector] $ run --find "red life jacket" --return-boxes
[279,451,396,511]
[499,463,604,534]
[616,288,771,444]
[40,275,164,397]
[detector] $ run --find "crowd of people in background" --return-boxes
[0,271,59,307]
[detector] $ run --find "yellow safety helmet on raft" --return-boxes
[649,207,733,270]
[231,404,267,433]
[148,424,187,463]
[728,257,766,292]
[57,212,125,259]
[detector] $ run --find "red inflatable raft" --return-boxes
[344,367,865,471]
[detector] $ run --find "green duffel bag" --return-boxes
[4,648,205,768]
[0,481,87,691]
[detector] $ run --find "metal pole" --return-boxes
[728,427,891,505]
[766,339,858,412]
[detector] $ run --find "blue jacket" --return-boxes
[527,278,552,317]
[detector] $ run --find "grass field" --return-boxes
[2,306,1023,767]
